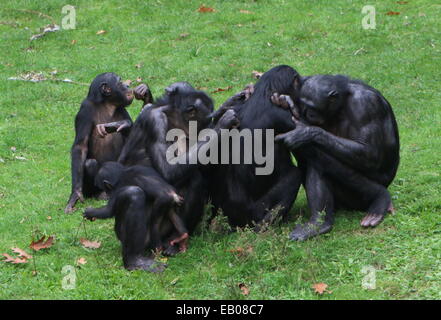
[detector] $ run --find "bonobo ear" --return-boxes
[100,83,112,96]
[328,90,339,98]
[103,179,113,192]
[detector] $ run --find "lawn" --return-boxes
[0,0,440,299]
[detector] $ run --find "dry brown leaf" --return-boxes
[96,30,106,35]
[178,33,190,40]
[212,86,232,93]
[77,257,87,265]
[229,246,253,257]
[240,10,253,14]
[239,283,250,296]
[12,248,32,259]
[386,11,400,16]
[136,77,142,83]
[71,39,77,45]
[252,70,263,79]
[47,216,52,220]
[80,238,101,249]
[397,1,408,4]
[198,6,215,13]
[135,63,143,69]
[2,253,28,264]
[30,236,54,251]
[312,282,328,294]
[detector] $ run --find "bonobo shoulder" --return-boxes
[347,82,390,119]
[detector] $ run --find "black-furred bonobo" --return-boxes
[65,72,142,213]
[209,65,303,228]
[116,83,239,256]
[83,162,185,272]
[274,74,400,240]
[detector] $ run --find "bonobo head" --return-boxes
[87,72,134,107]
[165,81,194,95]
[254,65,302,100]
[299,75,350,126]
[167,86,214,131]
[94,161,124,193]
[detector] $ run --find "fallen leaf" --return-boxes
[77,257,87,265]
[252,70,263,79]
[30,236,54,251]
[96,30,106,35]
[80,238,101,249]
[198,6,215,13]
[170,277,179,285]
[212,86,232,93]
[397,1,408,4]
[229,246,253,257]
[178,33,190,40]
[10,146,16,152]
[312,282,328,294]
[239,283,250,296]
[239,10,253,14]
[15,156,27,161]
[12,248,32,259]
[71,39,77,45]
[47,216,52,220]
[2,253,28,264]
[386,11,400,16]
[136,77,142,83]
[135,63,143,69]
[418,12,426,17]
[159,257,168,263]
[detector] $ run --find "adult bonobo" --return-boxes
[209,65,302,228]
[274,74,400,240]
[118,83,239,255]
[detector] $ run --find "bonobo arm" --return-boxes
[146,107,239,184]
[83,204,114,220]
[65,107,92,213]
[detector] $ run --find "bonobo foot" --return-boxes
[124,256,167,273]
[170,232,189,253]
[360,213,385,227]
[162,244,180,257]
[289,222,333,241]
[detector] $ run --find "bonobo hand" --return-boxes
[64,190,84,214]
[83,208,96,221]
[96,120,131,137]
[216,109,240,129]
[271,93,300,119]
[134,84,153,104]
[275,118,319,150]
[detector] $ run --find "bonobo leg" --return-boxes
[289,164,334,241]
[291,147,392,241]
[114,186,166,272]
[253,165,302,229]
[82,159,102,198]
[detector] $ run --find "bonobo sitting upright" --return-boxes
[83,162,185,272]
[118,83,240,256]
[64,72,152,213]
[273,74,399,240]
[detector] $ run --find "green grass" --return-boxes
[1,0,440,299]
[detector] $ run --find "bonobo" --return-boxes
[83,162,185,272]
[274,74,400,240]
[209,65,302,228]
[65,72,137,213]
[118,83,239,255]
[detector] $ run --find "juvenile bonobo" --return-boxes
[65,72,137,213]
[119,83,239,255]
[209,65,302,228]
[83,162,186,272]
[274,75,400,240]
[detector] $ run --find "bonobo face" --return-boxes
[100,73,134,107]
[299,76,342,126]
[179,92,214,131]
